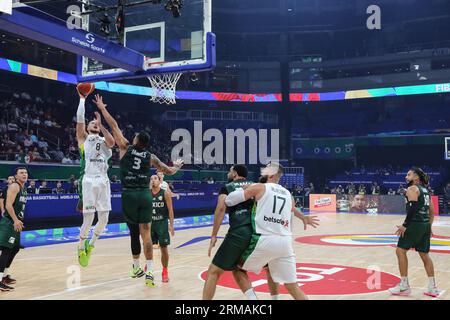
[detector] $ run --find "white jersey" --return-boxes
[254,183,293,236]
[160,181,169,191]
[80,134,112,177]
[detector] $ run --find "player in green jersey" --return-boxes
[203,165,258,300]
[0,167,28,291]
[389,167,440,297]
[93,95,183,287]
[150,175,174,282]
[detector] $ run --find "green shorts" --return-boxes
[212,224,253,271]
[397,222,431,253]
[0,218,20,249]
[122,189,153,224]
[151,219,170,247]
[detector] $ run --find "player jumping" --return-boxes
[389,167,440,297]
[93,94,183,287]
[76,88,115,267]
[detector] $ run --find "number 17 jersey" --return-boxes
[253,183,293,236]
[120,145,152,189]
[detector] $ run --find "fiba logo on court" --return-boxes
[199,263,399,295]
[171,121,279,165]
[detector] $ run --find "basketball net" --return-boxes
[147,72,182,105]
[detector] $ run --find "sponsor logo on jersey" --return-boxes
[89,158,105,163]
[263,215,289,227]
[8,237,15,244]
[158,196,163,201]
[152,214,164,221]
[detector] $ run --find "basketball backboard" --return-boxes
[78,0,215,82]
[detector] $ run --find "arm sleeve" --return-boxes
[76,98,86,124]
[403,201,419,227]
[225,189,245,207]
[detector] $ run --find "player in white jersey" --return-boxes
[225,163,319,300]
[157,171,180,199]
[75,87,115,267]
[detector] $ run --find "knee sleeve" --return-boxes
[6,246,20,268]
[79,212,95,239]
[0,246,12,272]
[128,222,141,256]
[93,211,109,236]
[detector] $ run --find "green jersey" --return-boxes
[4,183,27,222]
[151,189,168,221]
[120,146,152,189]
[220,179,254,231]
[411,185,431,223]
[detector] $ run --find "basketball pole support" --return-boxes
[0,3,145,77]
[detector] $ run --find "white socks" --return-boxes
[146,260,154,272]
[244,289,258,300]
[271,294,280,300]
[401,277,409,287]
[79,238,86,250]
[428,277,436,288]
[133,259,140,269]
[0,272,4,279]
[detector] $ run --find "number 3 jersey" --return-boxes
[120,145,152,189]
[253,183,293,236]
[80,134,112,178]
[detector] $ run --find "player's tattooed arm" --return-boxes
[94,112,115,148]
[150,155,184,175]
[92,94,129,150]
[5,184,24,232]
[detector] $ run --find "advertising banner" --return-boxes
[309,194,337,212]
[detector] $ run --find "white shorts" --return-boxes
[241,235,297,284]
[81,175,111,213]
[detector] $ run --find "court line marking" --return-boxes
[30,265,186,300]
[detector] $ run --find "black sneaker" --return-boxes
[0,281,14,292]
[3,275,16,285]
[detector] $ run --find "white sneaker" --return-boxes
[389,283,411,296]
[424,286,440,298]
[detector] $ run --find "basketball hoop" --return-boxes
[147,72,182,105]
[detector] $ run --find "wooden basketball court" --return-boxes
[1,213,449,300]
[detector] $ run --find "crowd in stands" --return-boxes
[0,90,175,166]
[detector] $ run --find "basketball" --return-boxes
[76,83,95,97]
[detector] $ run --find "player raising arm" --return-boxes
[93,94,183,287]
[75,87,115,268]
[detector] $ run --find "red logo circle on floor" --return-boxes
[199,263,399,295]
